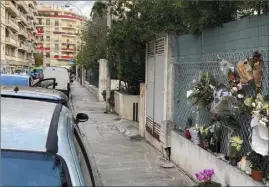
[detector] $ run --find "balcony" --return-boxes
[18,42,28,51]
[54,31,77,36]
[51,14,85,22]
[5,18,19,32]
[18,12,28,25]
[17,58,29,66]
[27,11,34,19]
[4,1,19,16]
[61,48,76,51]
[36,47,50,51]
[17,1,29,13]
[18,28,28,38]
[6,55,17,62]
[62,24,76,29]
[5,37,18,47]
[57,55,74,60]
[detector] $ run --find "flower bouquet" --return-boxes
[187,72,217,110]
[244,94,269,127]
[195,169,221,187]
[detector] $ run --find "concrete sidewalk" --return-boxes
[71,82,195,186]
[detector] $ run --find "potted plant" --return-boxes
[199,126,212,149]
[229,136,243,166]
[246,151,265,181]
[195,169,221,187]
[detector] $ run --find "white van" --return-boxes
[43,66,72,97]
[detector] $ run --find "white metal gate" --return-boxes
[146,38,166,140]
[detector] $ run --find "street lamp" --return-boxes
[64,3,84,86]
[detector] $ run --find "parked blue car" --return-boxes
[1,74,32,86]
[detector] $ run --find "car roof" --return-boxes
[1,86,68,103]
[1,74,30,78]
[1,97,56,150]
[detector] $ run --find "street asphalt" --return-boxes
[70,81,195,186]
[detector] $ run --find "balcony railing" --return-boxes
[53,31,78,36]
[5,37,18,47]
[19,43,28,51]
[4,1,19,16]
[61,48,76,51]
[17,1,29,13]
[51,14,85,22]
[36,47,50,51]
[5,18,19,32]
[18,28,28,38]
[17,58,29,65]
[19,12,28,25]
[6,55,17,61]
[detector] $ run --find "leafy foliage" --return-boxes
[33,53,43,67]
[78,0,268,94]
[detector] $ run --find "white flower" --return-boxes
[209,84,215,89]
[232,87,238,92]
[252,102,256,107]
[237,94,244,99]
[186,90,193,98]
[259,120,267,127]
[261,117,268,123]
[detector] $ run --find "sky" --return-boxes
[39,1,96,18]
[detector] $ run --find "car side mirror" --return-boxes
[76,113,88,123]
[70,79,73,83]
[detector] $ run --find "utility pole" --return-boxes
[105,2,112,113]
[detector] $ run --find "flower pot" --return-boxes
[251,169,264,182]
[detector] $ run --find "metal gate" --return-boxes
[146,38,166,140]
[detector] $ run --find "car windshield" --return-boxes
[1,150,71,186]
[1,76,29,86]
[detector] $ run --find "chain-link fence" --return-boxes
[86,67,99,87]
[173,50,269,176]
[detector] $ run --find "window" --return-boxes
[55,28,59,31]
[45,36,50,42]
[55,20,59,26]
[46,43,50,48]
[55,44,59,50]
[45,31,49,35]
[1,150,71,186]
[73,131,93,186]
[38,18,42,25]
[46,19,50,25]
[45,52,50,58]
[68,114,93,186]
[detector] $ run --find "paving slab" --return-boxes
[70,82,195,186]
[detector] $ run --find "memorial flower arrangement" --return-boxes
[187,72,217,110]
[244,94,269,127]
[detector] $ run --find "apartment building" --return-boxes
[1,0,37,71]
[36,3,87,67]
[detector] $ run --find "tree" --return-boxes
[33,52,43,67]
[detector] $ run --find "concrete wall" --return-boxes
[171,131,264,186]
[114,91,140,121]
[172,13,269,57]
[98,59,107,102]
[139,83,145,137]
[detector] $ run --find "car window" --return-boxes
[1,150,71,186]
[73,131,93,186]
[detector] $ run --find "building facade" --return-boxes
[36,3,86,67]
[1,0,37,72]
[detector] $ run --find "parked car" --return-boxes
[1,74,57,89]
[1,74,32,86]
[43,66,72,98]
[1,97,95,186]
[1,86,70,108]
